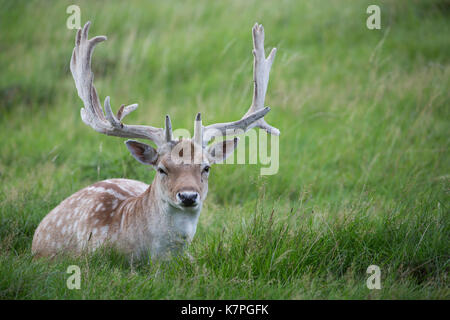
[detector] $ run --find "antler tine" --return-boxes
[165,115,173,142]
[116,104,139,122]
[70,21,165,146]
[193,113,203,145]
[202,107,270,144]
[202,23,279,145]
[247,23,280,136]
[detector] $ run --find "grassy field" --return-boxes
[0,0,449,299]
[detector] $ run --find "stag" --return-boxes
[32,21,279,260]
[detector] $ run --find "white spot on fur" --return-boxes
[86,186,127,200]
[113,184,133,196]
[100,226,109,236]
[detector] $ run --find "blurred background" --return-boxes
[0,0,448,299]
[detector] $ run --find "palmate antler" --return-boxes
[70,22,172,147]
[70,22,278,149]
[201,23,279,145]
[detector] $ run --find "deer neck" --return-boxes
[121,179,202,257]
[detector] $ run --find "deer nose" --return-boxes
[177,191,199,207]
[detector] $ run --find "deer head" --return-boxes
[70,21,279,212]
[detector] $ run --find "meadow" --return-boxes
[0,0,448,299]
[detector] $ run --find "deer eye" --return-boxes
[202,165,210,174]
[157,167,167,175]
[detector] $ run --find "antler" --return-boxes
[202,23,279,145]
[70,21,167,147]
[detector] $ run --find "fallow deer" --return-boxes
[32,21,279,260]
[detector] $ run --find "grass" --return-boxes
[0,0,449,299]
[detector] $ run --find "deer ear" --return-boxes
[125,140,158,165]
[207,137,239,164]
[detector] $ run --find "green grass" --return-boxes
[0,0,449,299]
